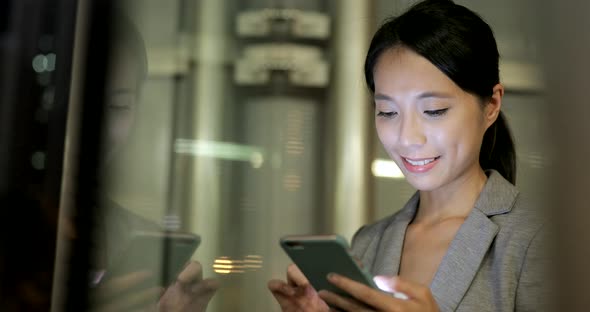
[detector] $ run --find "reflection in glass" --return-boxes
[91,0,548,311]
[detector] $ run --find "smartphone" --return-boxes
[280,234,378,297]
[103,231,201,289]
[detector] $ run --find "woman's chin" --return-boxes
[405,174,443,192]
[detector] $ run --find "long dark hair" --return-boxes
[364,0,516,184]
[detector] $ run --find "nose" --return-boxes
[398,114,426,148]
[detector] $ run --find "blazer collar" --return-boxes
[371,170,518,311]
[473,170,519,216]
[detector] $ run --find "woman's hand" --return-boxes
[90,261,218,312]
[157,261,219,312]
[90,271,164,312]
[318,274,439,312]
[268,264,331,312]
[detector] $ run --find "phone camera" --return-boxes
[285,242,304,249]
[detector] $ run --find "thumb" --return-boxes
[373,275,409,300]
[373,275,396,292]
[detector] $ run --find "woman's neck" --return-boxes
[414,167,488,225]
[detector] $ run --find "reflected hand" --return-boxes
[318,274,439,312]
[157,261,219,312]
[90,271,164,312]
[268,264,331,312]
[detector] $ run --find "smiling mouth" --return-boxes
[403,156,441,166]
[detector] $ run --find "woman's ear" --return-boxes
[484,84,504,129]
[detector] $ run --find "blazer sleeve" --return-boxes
[515,224,554,311]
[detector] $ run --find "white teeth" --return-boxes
[405,157,436,166]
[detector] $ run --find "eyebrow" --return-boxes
[374,91,454,102]
[417,91,454,100]
[374,93,395,102]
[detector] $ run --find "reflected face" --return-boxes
[102,49,140,164]
[373,47,488,191]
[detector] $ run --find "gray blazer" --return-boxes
[350,170,551,312]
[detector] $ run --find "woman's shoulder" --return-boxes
[479,170,545,231]
[352,215,396,247]
[351,192,419,250]
[484,174,548,252]
[491,190,547,241]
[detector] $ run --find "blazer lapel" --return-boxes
[429,209,499,311]
[371,193,419,276]
[429,171,518,311]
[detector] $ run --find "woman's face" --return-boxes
[373,47,494,191]
[101,48,140,165]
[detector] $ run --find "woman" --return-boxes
[84,12,218,311]
[268,0,549,311]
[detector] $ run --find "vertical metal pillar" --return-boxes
[329,0,372,240]
[51,0,88,310]
[188,0,226,286]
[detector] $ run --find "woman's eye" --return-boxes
[424,108,448,117]
[377,111,397,118]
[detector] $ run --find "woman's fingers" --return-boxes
[384,276,430,301]
[93,271,152,302]
[190,277,219,295]
[176,261,203,286]
[154,260,220,312]
[157,277,219,312]
[318,290,374,312]
[269,278,331,312]
[286,263,309,287]
[268,264,333,311]
[269,279,307,311]
[268,279,296,296]
[326,274,409,311]
[268,280,297,309]
[373,275,409,300]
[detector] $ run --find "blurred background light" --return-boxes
[31,151,46,170]
[175,139,265,168]
[371,158,404,179]
[213,255,263,274]
[32,53,56,73]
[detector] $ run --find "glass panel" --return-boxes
[93,1,342,311]
[88,0,550,311]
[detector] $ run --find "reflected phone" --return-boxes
[280,234,378,297]
[103,231,201,288]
